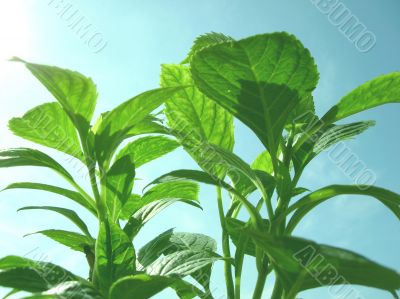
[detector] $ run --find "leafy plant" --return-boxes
[0,58,221,298]
[1,31,400,299]
[152,32,400,298]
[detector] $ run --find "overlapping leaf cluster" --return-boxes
[1,32,400,299]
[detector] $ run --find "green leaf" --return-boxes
[247,229,400,293]
[123,199,202,240]
[94,221,135,294]
[293,121,375,172]
[2,182,97,216]
[21,281,103,299]
[147,169,262,225]
[252,150,274,175]
[286,185,400,234]
[115,136,179,169]
[105,155,135,221]
[138,229,216,268]
[161,64,234,178]
[13,58,97,137]
[94,87,185,166]
[182,32,234,64]
[138,230,217,291]
[145,249,222,278]
[9,102,84,161]
[226,218,257,256]
[191,32,319,157]
[109,274,183,299]
[322,72,400,124]
[0,256,79,293]
[18,206,91,237]
[139,181,199,215]
[25,230,94,253]
[0,148,74,182]
[120,194,141,220]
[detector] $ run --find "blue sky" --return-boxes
[0,0,399,298]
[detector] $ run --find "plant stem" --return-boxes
[270,279,283,299]
[216,187,235,299]
[252,263,268,299]
[234,235,247,299]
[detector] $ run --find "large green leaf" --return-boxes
[145,249,222,278]
[190,32,319,157]
[21,281,103,299]
[94,221,135,294]
[138,229,217,291]
[109,274,203,299]
[138,229,216,269]
[104,155,135,221]
[322,72,400,124]
[115,136,179,169]
[94,87,185,166]
[161,64,234,178]
[2,182,97,216]
[9,102,83,161]
[247,229,400,293]
[13,58,97,138]
[18,206,91,237]
[0,256,79,293]
[26,230,94,253]
[0,148,74,182]
[285,185,400,234]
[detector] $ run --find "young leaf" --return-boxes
[247,229,400,293]
[115,136,179,169]
[2,182,97,216]
[25,230,95,253]
[147,169,262,225]
[18,206,91,237]
[285,185,400,234]
[190,32,319,157]
[13,58,97,138]
[0,256,79,293]
[161,64,234,178]
[94,87,185,166]
[9,102,84,161]
[123,199,202,240]
[104,155,135,221]
[252,151,274,175]
[293,121,375,172]
[181,32,234,64]
[94,221,135,294]
[322,72,400,124]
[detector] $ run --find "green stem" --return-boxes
[270,279,283,299]
[252,262,268,299]
[234,235,247,299]
[216,187,235,299]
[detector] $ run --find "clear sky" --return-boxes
[0,0,399,298]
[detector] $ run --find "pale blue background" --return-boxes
[0,0,399,298]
